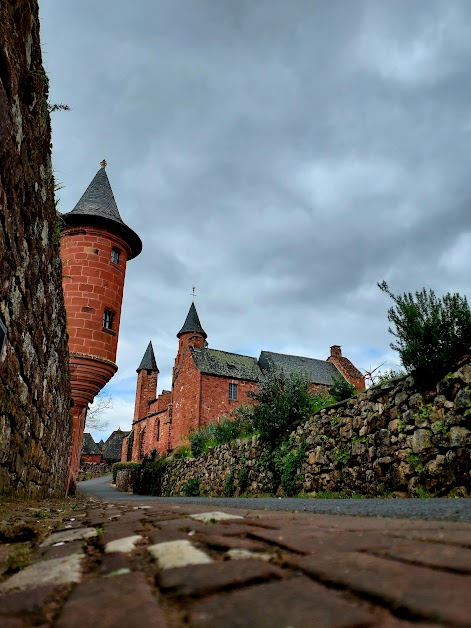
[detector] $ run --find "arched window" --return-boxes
[138,427,146,460]
[126,432,134,462]
[156,420,161,441]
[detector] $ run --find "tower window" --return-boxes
[103,309,114,330]
[111,248,120,264]
[157,420,160,441]
[229,383,238,401]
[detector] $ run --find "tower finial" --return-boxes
[191,286,196,302]
[100,159,107,168]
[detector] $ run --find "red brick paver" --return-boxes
[0,498,470,627]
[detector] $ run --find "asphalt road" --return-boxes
[78,475,471,522]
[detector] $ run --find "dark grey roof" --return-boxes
[61,165,142,259]
[137,341,158,372]
[190,348,261,381]
[81,432,101,455]
[177,303,207,339]
[103,429,130,461]
[258,351,340,386]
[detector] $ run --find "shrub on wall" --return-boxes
[329,376,356,402]
[379,281,471,383]
[134,452,167,496]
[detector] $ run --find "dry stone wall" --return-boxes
[0,1,72,496]
[122,360,471,498]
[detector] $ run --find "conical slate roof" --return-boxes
[137,341,158,372]
[61,163,142,259]
[177,302,207,339]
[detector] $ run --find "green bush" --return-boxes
[134,452,166,496]
[310,393,335,413]
[111,462,141,484]
[238,467,250,494]
[329,375,355,402]
[188,408,254,456]
[250,370,313,447]
[182,477,200,496]
[224,471,236,497]
[379,281,471,384]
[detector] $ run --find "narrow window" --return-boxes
[111,248,120,264]
[103,309,114,329]
[229,383,238,401]
[157,420,160,441]
[138,428,146,460]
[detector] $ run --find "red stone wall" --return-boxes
[134,369,158,422]
[61,227,130,363]
[327,356,365,390]
[200,375,258,426]
[171,349,201,448]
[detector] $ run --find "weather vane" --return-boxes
[100,159,107,168]
[190,286,196,302]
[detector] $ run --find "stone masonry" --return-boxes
[124,359,471,498]
[0,0,72,496]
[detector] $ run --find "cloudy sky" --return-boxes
[39,1,471,441]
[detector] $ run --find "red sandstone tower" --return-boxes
[60,161,142,488]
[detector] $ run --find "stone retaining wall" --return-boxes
[0,1,72,496]
[118,361,470,497]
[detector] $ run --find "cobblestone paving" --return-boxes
[1,498,470,626]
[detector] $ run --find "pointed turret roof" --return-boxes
[137,341,159,372]
[61,162,142,259]
[177,302,207,339]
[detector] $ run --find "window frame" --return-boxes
[103,308,114,330]
[111,248,120,264]
[228,382,238,401]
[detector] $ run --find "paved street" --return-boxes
[81,474,471,522]
[0,479,470,626]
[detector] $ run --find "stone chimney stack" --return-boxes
[330,345,342,358]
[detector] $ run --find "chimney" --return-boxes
[330,345,342,358]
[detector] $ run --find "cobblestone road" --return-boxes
[1,492,470,626]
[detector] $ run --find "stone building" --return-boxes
[60,162,141,487]
[122,303,364,461]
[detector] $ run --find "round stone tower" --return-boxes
[60,161,142,487]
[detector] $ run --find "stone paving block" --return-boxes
[190,577,376,627]
[40,527,97,547]
[158,558,285,596]
[55,572,167,627]
[290,551,471,625]
[197,532,270,552]
[371,540,471,573]
[104,534,143,553]
[0,585,57,616]
[39,540,84,560]
[189,511,244,522]
[148,540,212,570]
[0,554,83,593]
[385,529,471,548]
[148,529,192,544]
[102,521,147,542]
[99,552,131,576]
[226,548,274,562]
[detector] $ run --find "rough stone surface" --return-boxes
[140,361,471,497]
[0,554,83,593]
[148,540,213,569]
[189,511,244,522]
[104,534,142,554]
[40,527,97,547]
[0,0,72,496]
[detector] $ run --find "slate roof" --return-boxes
[190,348,261,381]
[81,432,101,456]
[137,341,158,372]
[177,303,207,339]
[258,351,340,386]
[103,429,130,461]
[61,165,142,259]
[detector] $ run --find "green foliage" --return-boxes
[376,369,406,384]
[310,393,335,413]
[333,447,351,465]
[415,487,435,498]
[134,452,167,496]
[172,445,192,459]
[379,281,471,384]
[188,408,254,457]
[47,102,71,113]
[224,471,236,497]
[329,376,356,402]
[250,370,313,447]
[111,461,141,484]
[278,445,306,496]
[408,454,424,475]
[238,467,250,494]
[182,478,200,496]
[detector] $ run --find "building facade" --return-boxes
[122,303,365,461]
[60,162,141,488]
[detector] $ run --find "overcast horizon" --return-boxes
[39,1,471,441]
